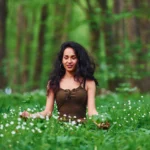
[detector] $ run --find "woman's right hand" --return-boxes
[20,111,31,118]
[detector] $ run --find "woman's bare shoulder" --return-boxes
[85,80,96,89]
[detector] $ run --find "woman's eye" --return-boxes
[72,57,77,59]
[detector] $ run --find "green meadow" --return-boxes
[0,91,150,150]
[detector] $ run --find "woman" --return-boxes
[21,41,110,129]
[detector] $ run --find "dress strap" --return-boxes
[83,78,86,89]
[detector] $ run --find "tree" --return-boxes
[33,4,48,89]
[0,0,7,89]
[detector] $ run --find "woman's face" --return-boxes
[62,47,78,73]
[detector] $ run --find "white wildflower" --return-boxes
[112,106,115,109]
[16,125,21,129]
[0,124,4,130]
[46,116,49,121]
[17,118,21,122]
[128,100,131,105]
[77,119,81,123]
[10,121,14,125]
[71,121,76,126]
[37,129,42,133]
[76,126,79,129]
[3,113,7,119]
[11,131,16,135]
[27,108,31,112]
[5,123,9,127]
[0,134,4,137]
[30,122,34,126]
[19,112,22,116]
[21,126,25,130]
[23,122,26,125]
[35,127,42,133]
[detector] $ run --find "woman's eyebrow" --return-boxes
[64,54,76,56]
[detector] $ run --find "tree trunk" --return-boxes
[14,5,27,87]
[0,0,7,89]
[107,0,125,91]
[86,0,100,54]
[51,0,72,60]
[134,0,150,92]
[33,4,48,89]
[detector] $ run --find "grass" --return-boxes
[0,90,150,150]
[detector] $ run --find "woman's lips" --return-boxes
[67,65,73,68]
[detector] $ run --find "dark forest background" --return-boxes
[0,0,150,93]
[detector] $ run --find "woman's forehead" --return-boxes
[63,47,76,55]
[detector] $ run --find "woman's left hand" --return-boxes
[94,121,110,130]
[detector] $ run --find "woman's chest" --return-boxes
[55,87,87,105]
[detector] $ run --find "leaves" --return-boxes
[91,113,112,123]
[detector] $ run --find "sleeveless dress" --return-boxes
[55,84,87,122]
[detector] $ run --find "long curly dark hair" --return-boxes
[47,41,98,95]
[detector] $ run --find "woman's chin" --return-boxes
[66,68,75,73]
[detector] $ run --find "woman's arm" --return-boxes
[21,86,54,119]
[86,80,110,129]
[86,80,98,116]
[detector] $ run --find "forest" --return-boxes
[0,0,150,93]
[0,1,150,150]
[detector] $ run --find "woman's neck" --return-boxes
[63,71,74,79]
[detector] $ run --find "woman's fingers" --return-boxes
[98,122,110,129]
[20,111,30,118]
[94,121,110,130]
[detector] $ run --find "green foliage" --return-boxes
[0,92,150,149]
[116,83,138,93]
[91,113,112,123]
[2,0,150,91]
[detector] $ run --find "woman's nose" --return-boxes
[68,58,72,63]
